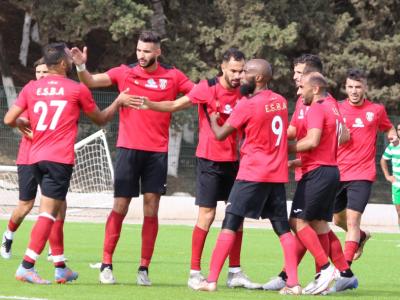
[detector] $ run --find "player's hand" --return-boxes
[70,46,87,65]
[16,117,33,139]
[288,159,301,170]
[386,175,396,183]
[209,112,220,124]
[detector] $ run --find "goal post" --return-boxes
[0,129,114,202]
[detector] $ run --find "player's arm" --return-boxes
[209,112,236,140]
[288,159,301,169]
[4,105,24,127]
[287,124,297,140]
[70,46,112,88]
[122,95,192,112]
[339,125,350,145]
[385,126,399,145]
[289,128,321,153]
[85,89,128,126]
[380,156,395,183]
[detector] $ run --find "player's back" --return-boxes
[234,89,288,182]
[300,96,342,174]
[16,74,96,165]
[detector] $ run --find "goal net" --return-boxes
[0,129,114,205]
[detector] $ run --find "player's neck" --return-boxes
[142,61,158,73]
[47,70,66,77]
[347,98,365,107]
[253,84,268,95]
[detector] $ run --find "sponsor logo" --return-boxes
[366,111,374,122]
[352,117,364,128]
[298,109,304,119]
[159,79,168,89]
[145,78,158,89]
[293,209,302,213]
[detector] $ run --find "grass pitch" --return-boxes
[0,220,399,299]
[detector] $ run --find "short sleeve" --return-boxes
[382,144,393,160]
[187,80,210,104]
[106,65,124,85]
[377,105,393,132]
[175,69,195,94]
[79,84,97,113]
[227,99,252,129]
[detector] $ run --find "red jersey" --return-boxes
[227,90,289,182]
[337,99,392,181]
[15,74,97,165]
[16,111,31,165]
[300,96,343,175]
[290,96,309,180]
[187,78,241,161]
[107,63,194,152]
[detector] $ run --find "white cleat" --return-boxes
[188,271,206,289]
[226,271,262,289]
[262,276,286,291]
[99,267,116,284]
[1,232,12,259]
[189,279,217,292]
[322,275,358,294]
[303,264,339,295]
[279,285,302,295]
[137,270,152,286]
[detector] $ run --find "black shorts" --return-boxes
[290,166,339,222]
[114,148,167,198]
[31,161,73,201]
[17,165,38,201]
[226,180,288,221]
[334,180,372,214]
[195,158,238,208]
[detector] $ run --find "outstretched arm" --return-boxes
[120,95,192,113]
[70,46,112,88]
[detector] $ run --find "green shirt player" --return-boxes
[380,123,400,229]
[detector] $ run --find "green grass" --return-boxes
[0,220,399,299]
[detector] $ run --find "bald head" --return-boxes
[245,59,273,83]
[300,72,329,105]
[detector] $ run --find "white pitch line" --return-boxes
[0,296,48,300]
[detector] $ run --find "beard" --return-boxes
[140,57,157,68]
[240,78,256,96]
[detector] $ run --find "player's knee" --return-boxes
[198,208,216,228]
[222,213,243,232]
[19,200,34,216]
[271,220,291,236]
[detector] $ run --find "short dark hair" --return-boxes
[308,73,328,91]
[294,54,323,73]
[43,42,67,67]
[33,57,45,68]
[347,68,367,82]
[222,48,245,63]
[138,31,161,45]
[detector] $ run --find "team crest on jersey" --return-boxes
[223,104,233,114]
[352,117,364,128]
[145,78,158,89]
[298,109,304,119]
[366,112,374,122]
[159,79,168,89]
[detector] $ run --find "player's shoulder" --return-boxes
[364,99,386,111]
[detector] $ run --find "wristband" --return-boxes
[76,63,86,72]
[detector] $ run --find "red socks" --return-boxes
[49,220,65,267]
[102,210,125,264]
[140,216,159,267]
[207,231,236,283]
[328,230,349,272]
[24,214,55,264]
[296,226,329,268]
[229,230,243,267]
[190,226,208,270]
[316,233,330,272]
[344,241,359,263]
[8,219,19,232]
[279,232,299,287]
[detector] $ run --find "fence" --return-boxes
[0,86,396,203]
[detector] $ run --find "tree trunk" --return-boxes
[31,21,40,43]
[151,0,167,38]
[19,10,32,67]
[0,33,17,108]
[167,128,182,177]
